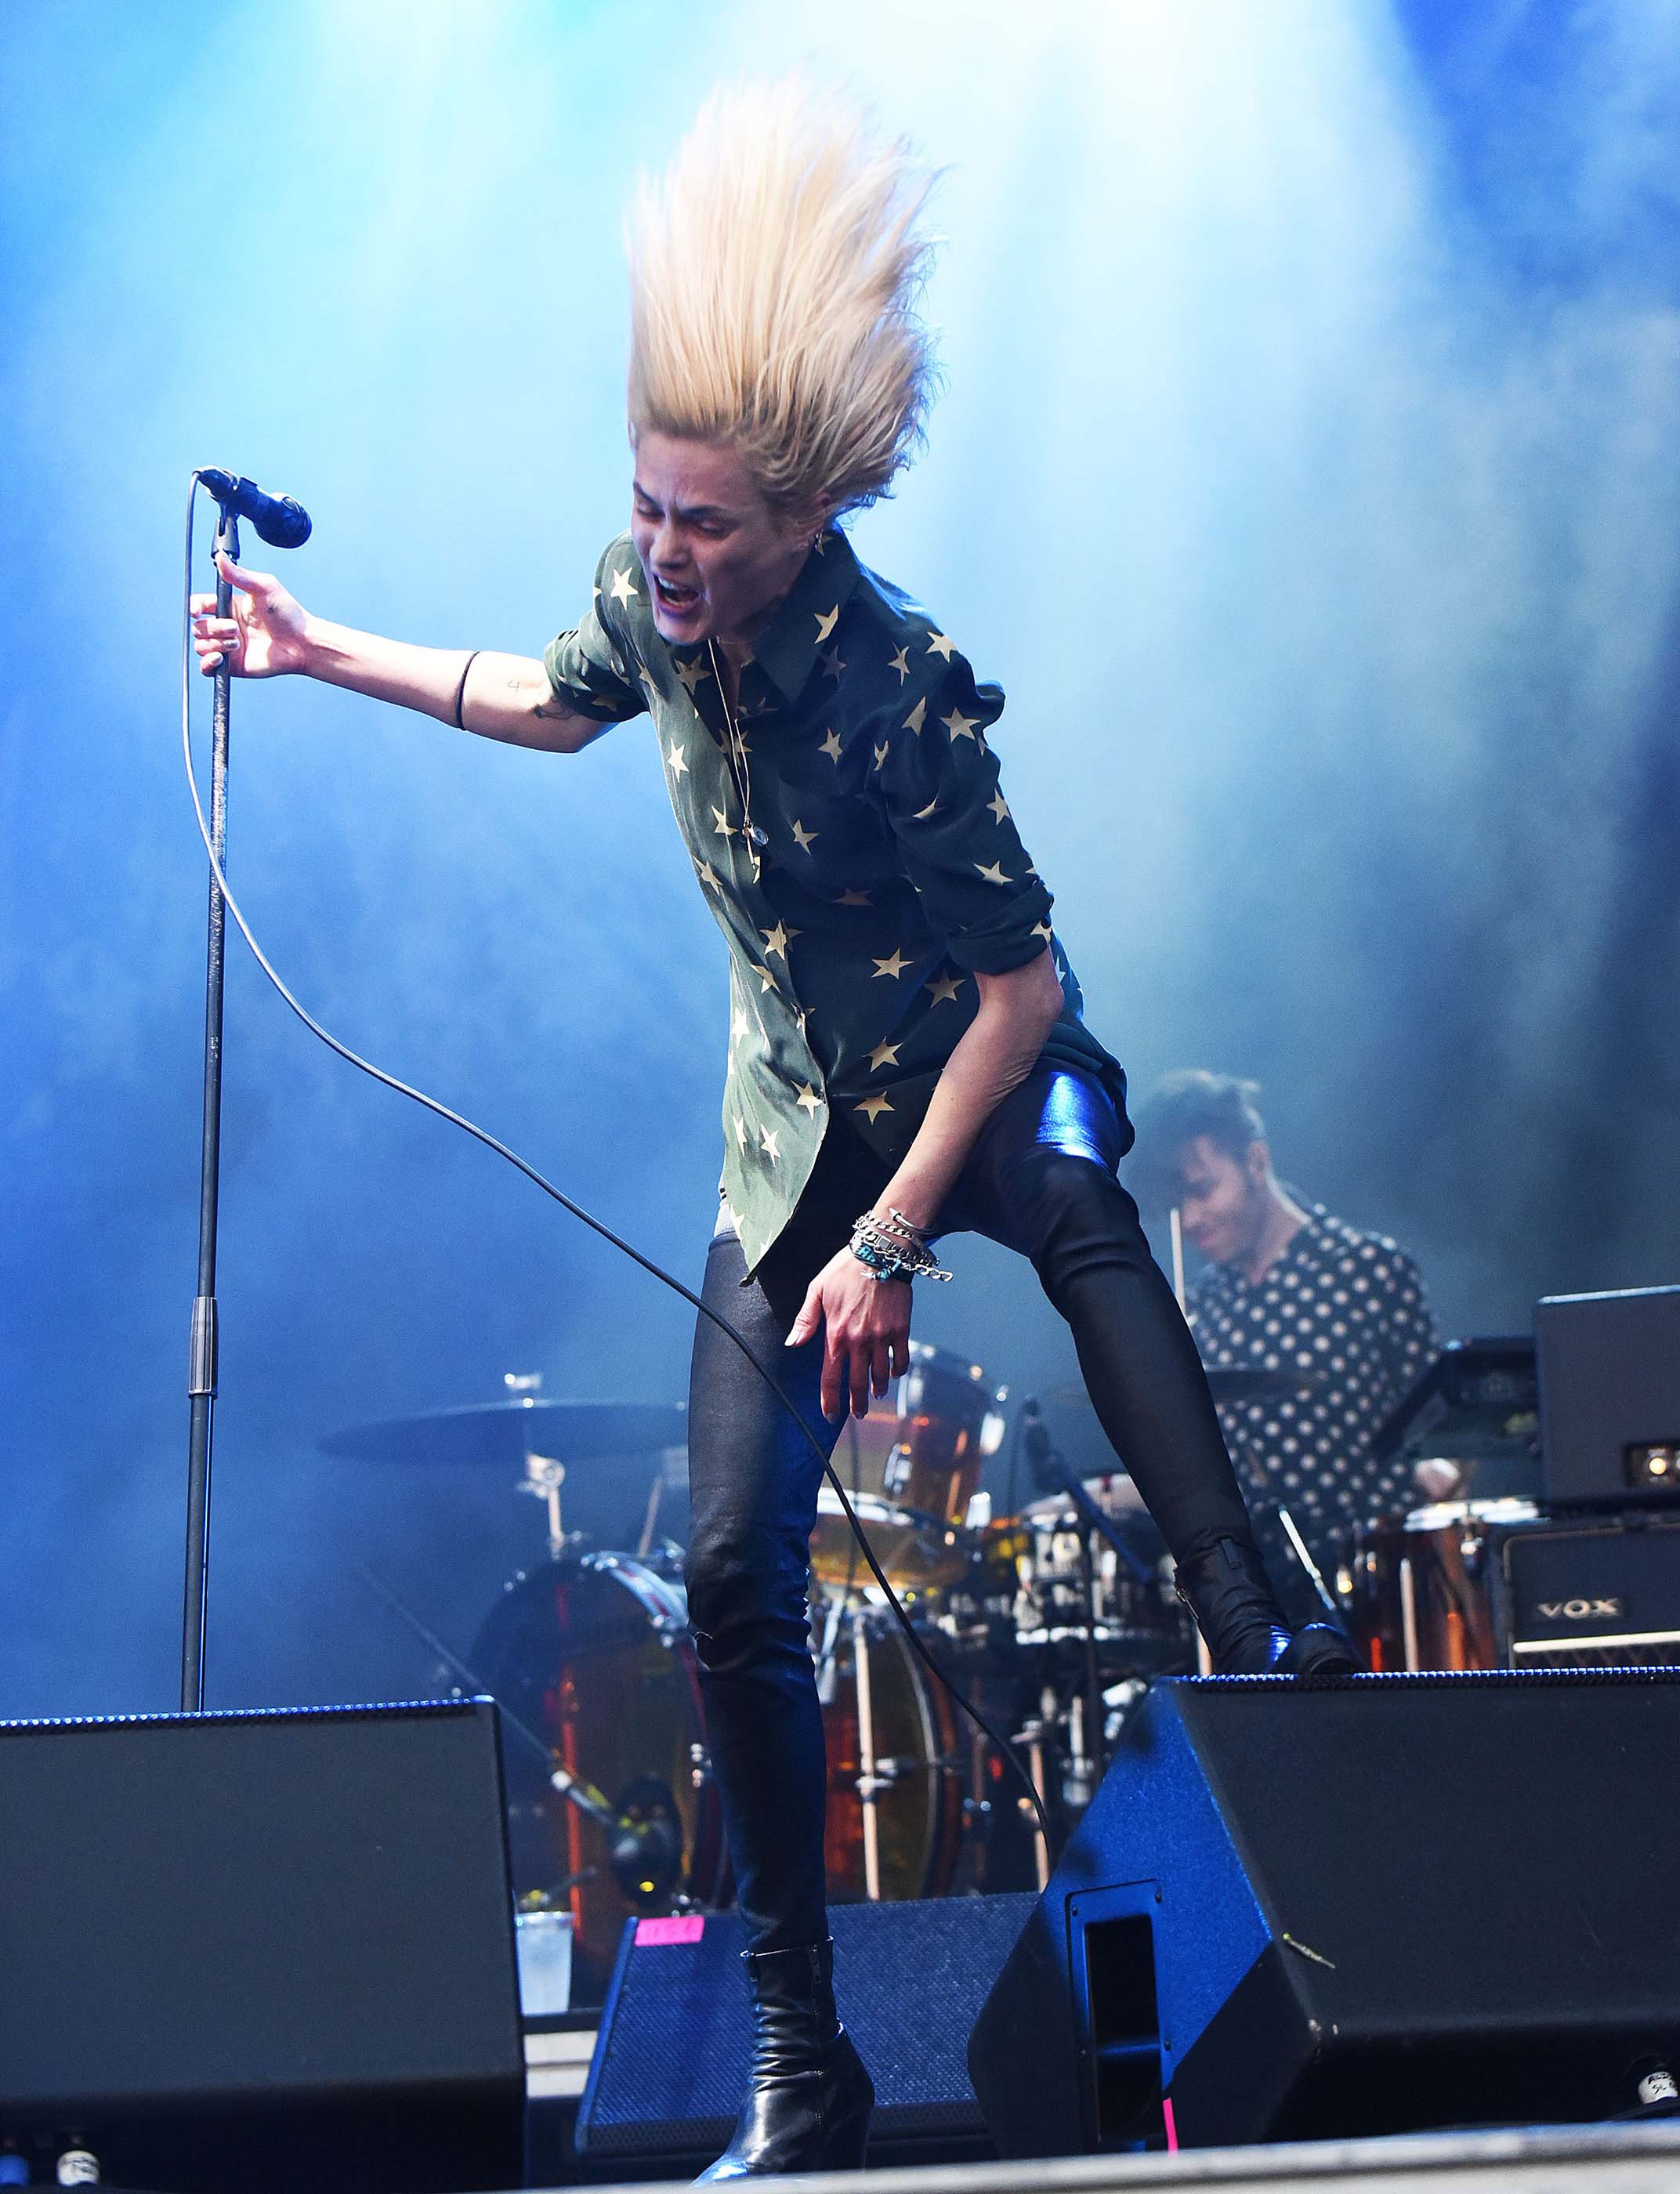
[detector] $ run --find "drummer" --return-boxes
[1132,1070,1442,1606]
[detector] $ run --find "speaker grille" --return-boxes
[578,1894,1038,2165]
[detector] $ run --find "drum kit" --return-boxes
[323,1334,1560,2008]
[322,1345,1200,2008]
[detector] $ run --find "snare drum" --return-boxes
[998,1492,1189,1666]
[1349,1497,1540,1671]
[810,1341,1005,1593]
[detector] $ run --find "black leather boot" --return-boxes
[1175,1534,1363,1674]
[696,1938,874,2181]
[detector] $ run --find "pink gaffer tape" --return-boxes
[635,1914,707,1947]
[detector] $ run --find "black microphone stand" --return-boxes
[181,498,240,1712]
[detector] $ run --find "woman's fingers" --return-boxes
[849,1343,872,1419]
[786,1279,824,1349]
[820,1342,845,1421]
[869,1338,891,1398]
[215,549,279,602]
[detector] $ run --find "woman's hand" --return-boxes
[788,1246,912,1418]
[190,550,310,679]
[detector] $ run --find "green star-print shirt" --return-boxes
[545,528,1125,1276]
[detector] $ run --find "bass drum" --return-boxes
[471,1552,727,2004]
[813,1598,964,1905]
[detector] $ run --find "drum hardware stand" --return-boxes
[1276,1504,1345,1621]
[813,1592,845,1707]
[1077,1527,1106,1794]
[635,1449,684,1559]
[1399,1555,1421,1671]
[850,1604,884,1902]
[518,1451,570,1559]
[957,1722,995,1890]
[1013,1716,1052,1890]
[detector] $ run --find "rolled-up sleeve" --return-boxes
[874,653,1055,972]
[541,538,649,723]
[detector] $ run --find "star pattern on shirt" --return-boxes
[551,523,1110,1286]
[1031,919,1054,943]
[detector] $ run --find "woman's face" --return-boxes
[630,429,819,649]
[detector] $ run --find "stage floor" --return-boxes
[531,2119,1680,2193]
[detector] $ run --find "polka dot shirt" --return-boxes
[1187,1204,1440,1577]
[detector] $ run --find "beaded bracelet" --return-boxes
[849,1211,952,1284]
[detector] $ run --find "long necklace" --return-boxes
[707,637,768,864]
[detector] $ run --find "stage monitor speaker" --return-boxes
[969,1671,1680,2156]
[574,1892,1037,2178]
[0,1700,523,2193]
[1537,1284,1680,1508]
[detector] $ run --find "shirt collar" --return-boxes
[747,527,864,704]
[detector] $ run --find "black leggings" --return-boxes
[683,1063,1254,1951]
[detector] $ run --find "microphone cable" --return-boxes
[179,472,1053,1850]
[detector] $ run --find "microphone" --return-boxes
[195,467,313,549]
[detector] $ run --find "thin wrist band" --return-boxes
[452,650,481,730]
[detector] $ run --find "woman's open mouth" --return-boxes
[652,572,702,617]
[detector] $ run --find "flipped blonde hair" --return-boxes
[626,81,940,520]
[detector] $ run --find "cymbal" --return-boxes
[1045,1365,1318,1410]
[320,1398,687,1468]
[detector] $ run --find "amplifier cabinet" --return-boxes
[1500,1512,1680,1664]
